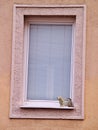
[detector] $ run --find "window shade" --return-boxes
[27,24,72,100]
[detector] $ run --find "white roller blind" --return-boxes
[27,24,72,100]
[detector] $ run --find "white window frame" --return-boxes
[10,5,86,119]
[22,16,75,109]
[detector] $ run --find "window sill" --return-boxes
[20,101,75,110]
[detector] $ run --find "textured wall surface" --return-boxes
[0,0,98,130]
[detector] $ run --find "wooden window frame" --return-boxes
[10,5,86,119]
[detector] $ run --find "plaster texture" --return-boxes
[0,0,98,130]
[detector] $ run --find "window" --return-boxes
[23,16,75,108]
[10,5,86,119]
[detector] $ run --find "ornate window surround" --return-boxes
[10,4,86,119]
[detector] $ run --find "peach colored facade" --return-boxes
[0,0,98,130]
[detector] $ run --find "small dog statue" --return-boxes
[57,96,74,107]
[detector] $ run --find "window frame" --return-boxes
[23,16,75,109]
[10,5,86,119]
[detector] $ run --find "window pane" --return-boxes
[27,24,72,100]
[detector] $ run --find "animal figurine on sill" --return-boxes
[57,96,74,107]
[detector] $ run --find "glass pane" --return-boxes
[27,24,72,100]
